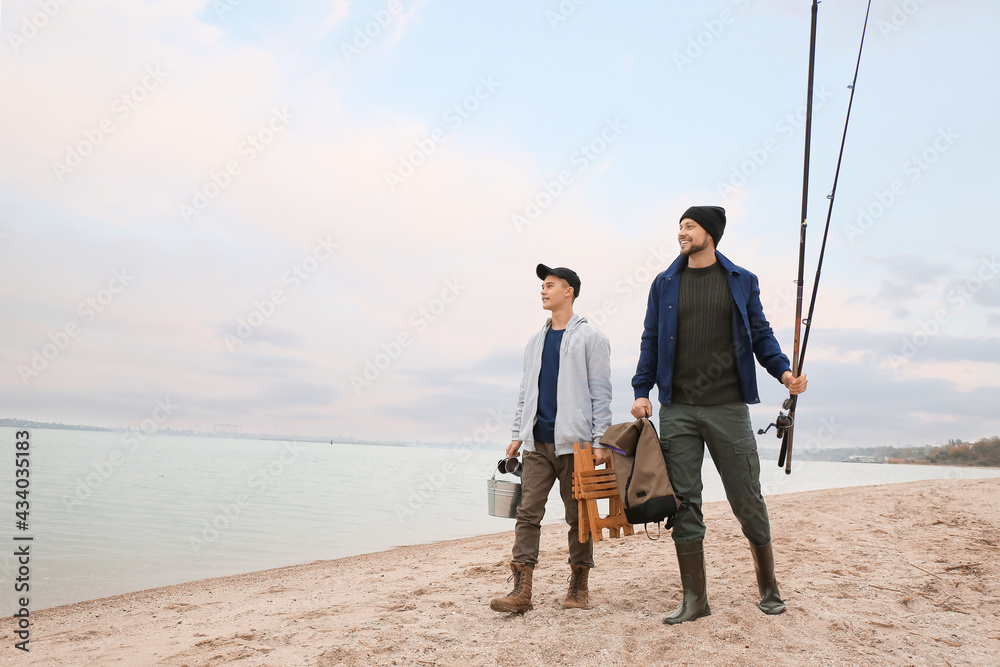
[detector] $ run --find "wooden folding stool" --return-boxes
[571,442,634,543]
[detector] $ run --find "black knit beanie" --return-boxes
[680,206,727,247]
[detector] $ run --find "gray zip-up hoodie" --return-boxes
[511,313,613,456]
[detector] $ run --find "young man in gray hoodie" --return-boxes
[490,264,613,613]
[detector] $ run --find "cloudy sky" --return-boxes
[1,0,997,449]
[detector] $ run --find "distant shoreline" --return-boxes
[885,459,1000,469]
[3,420,997,465]
[0,420,499,451]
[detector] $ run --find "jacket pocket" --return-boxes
[575,408,592,442]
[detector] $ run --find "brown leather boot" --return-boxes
[663,540,711,625]
[750,540,786,615]
[490,562,534,613]
[561,564,591,609]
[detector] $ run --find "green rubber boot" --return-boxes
[750,540,786,615]
[663,540,711,625]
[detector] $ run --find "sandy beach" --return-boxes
[10,477,1000,666]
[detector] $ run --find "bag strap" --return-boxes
[644,521,661,541]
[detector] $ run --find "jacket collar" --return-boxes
[663,250,740,278]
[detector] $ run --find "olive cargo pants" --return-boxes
[659,402,771,546]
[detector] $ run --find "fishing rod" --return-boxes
[761,0,874,474]
[796,0,872,372]
[757,0,817,470]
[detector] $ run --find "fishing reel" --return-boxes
[757,410,793,439]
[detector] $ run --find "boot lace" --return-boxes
[566,570,582,599]
[506,569,523,597]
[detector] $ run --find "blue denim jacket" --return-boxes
[631,251,790,406]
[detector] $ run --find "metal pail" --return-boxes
[487,474,522,518]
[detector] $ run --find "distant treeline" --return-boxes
[0,418,114,432]
[919,436,1000,467]
[789,436,1000,467]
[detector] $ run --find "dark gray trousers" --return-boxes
[659,402,771,546]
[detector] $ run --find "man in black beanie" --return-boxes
[630,205,808,624]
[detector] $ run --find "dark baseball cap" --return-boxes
[536,264,581,298]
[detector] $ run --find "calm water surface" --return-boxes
[1,427,997,613]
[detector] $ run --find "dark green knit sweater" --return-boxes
[671,262,744,405]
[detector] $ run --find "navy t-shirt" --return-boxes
[532,327,564,444]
